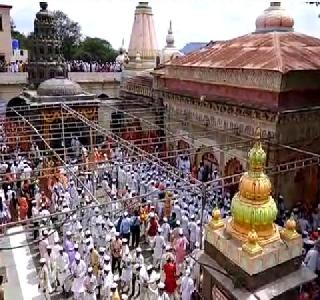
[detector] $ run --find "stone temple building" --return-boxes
[121,1,320,208]
[7,2,99,150]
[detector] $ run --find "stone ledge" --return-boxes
[205,223,303,276]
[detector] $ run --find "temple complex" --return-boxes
[123,2,159,79]
[201,133,316,299]
[122,1,320,208]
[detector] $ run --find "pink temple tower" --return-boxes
[125,2,159,75]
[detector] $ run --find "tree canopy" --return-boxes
[74,37,118,62]
[53,10,82,60]
[10,11,118,62]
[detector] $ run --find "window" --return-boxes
[0,16,3,31]
[20,50,24,56]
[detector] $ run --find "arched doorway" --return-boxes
[5,97,30,151]
[224,158,244,197]
[294,166,319,210]
[202,152,219,180]
[6,97,27,118]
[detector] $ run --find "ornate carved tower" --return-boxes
[28,2,67,88]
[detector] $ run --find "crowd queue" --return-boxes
[0,130,320,299]
[0,60,123,73]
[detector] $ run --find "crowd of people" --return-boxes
[0,60,27,73]
[1,129,320,299]
[0,60,122,73]
[0,134,213,300]
[66,61,123,73]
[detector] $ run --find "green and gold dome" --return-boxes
[227,129,280,245]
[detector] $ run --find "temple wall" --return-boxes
[0,72,121,101]
[163,77,280,109]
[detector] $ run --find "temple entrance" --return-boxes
[294,166,319,210]
[5,97,30,151]
[202,152,219,180]
[6,97,27,118]
[224,158,244,197]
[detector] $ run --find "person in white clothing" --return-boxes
[161,218,170,243]
[56,246,70,294]
[153,228,165,269]
[180,269,194,300]
[304,245,319,272]
[157,282,170,300]
[83,267,98,300]
[38,257,53,300]
[71,253,87,299]
[101,265,113,300]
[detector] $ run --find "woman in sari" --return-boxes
[19,194,29,220]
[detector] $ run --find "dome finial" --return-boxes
[40,2,48,11]
[255,1,294,33]
[166,20,175,48]
[248,127,266,173]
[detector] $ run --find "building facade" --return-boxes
[121,2,320,208]
[0,4,12,64]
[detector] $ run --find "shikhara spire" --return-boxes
[166,20,175,48]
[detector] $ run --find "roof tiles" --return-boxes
[168,32,320,74]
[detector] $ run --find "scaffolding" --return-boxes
[1,99,320,234]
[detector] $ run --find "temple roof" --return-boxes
[167,31,320,74]
[38,77,83,96]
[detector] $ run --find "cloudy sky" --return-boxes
[6,0,320,49]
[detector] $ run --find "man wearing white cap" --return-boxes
[121,248,133,294]
[174,229,188,273]
[157,282,170,300]
[46,245,57,290]
[71,181,80,209]
[71,252,86,299]
[56,246,70,294]
[139,264,149,300]
[161,218,170,243]
[64,231,75,267]
[188,215,197,251]
[110,282,120,300]
[153,228,165,269]
[180,269,194,300]
[83,267,98,300]
[38,257,53,299]
[100,264,113,300]
[133,247,144,266]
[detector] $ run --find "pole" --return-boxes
[200,183,207,250]
[61,105,67,162]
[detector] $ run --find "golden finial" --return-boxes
[242,229,263,256]
[209,207,224,230]
[280,215,299,241]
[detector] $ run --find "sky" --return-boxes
[6,0,320,50]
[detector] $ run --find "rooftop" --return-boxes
[169,32,320,74]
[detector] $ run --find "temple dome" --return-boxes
[255,2,294,33]
[37,77,83,96]
[228,129,279,245]
[161,21,184,64]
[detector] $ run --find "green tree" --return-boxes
[74,37,118,62]
[53,10,82,60]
